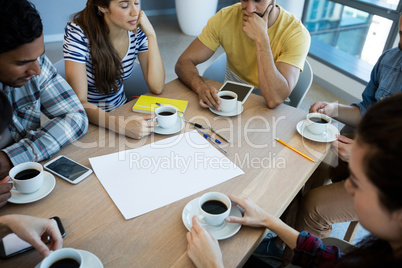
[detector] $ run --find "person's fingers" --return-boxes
[263,5,273,21]
[225,216,245,225]
[29,236,50,257]
[199,99,209,109]
[337,135,353,144]
[191,216,203,234]
[227,194,244,208]
[0,176,11,184]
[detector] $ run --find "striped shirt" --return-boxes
[1,54,88,165]
[63,22,148,112]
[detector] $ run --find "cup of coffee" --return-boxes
[9,162,43,194]
[155,106,178,129]
[198,192,231,226]
[218,91,238,113]
[305,113,332,135]
[39,248,84,268]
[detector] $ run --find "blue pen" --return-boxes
[194,127,221,144]
[194,128,227,154]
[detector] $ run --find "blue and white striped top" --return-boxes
[63,22,148,112]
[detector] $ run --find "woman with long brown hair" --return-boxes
[64,0,164,139]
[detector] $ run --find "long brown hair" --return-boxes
[73,0,123,95]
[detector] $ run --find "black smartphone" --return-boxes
[0,216,65,259]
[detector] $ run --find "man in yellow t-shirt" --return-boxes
[175,0,310,110]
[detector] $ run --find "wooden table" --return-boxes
[0,79,329,268]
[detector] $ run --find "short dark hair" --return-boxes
[0,91,12,133]
[0,0,43,54]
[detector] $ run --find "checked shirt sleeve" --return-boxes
[4,55,88,165]
[291,231,343,268]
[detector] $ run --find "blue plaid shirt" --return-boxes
[1,54,88,165]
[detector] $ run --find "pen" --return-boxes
[183,119,205,129]
[275,138,315,162]
[194,127,221,144]
[209,127,231,144]
[204,134,228,154]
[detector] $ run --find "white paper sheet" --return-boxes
[89,130,244,220]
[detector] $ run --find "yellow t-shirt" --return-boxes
[198,3,311,88]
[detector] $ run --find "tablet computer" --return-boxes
[219,81,254,104]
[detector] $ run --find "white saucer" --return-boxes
[296,120,340,143]
[34,249,103,268]
[209,101,243,117]
[8,171,56,204]
[154,116,184,135]
[182,197,242,240]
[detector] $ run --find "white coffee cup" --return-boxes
[155,106,178,129]
[39,248,84,268]
[218,91,238,113]
[9,162,43,194]
[305,113,332,135]
[198,192,231,226]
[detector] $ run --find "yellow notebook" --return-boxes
[132,95,188,114]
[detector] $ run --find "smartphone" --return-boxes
[0,216,65,259]
[44,155,93,184]
[219,81,254,104]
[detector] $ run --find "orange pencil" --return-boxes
[275,138,315,162]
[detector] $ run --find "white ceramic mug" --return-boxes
[9,162,43,194]
[198,192,231,226]
[155,106,178,129]
[218,91,238,113]
[39,248,84,268]
[305,112,332,135]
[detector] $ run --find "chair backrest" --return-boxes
[53,59,149,100]
[288,59,313,109]
[201,53,227,83]
[54,59,66,79]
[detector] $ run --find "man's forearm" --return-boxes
[175,59,208,95]
[332,104,362,127]
[255,37,292,108]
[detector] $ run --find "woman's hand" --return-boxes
[225,194,272,228]
[186,216,224,268]
[0,215,63,257]
[135,10,155,37]
[122,114,157,139]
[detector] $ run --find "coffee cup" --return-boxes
[155,106,178,129]
[39,248,84,268]
[218,91,237,113]
[305,113,332,135]
[9,162,43,194]
[198,192,231,226]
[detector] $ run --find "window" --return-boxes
[302,0,401,83]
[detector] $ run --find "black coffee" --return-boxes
[310,117,329,124]
[49,258,80,268]
[15,169,40,180]
[201,200,228,215]
[220,95,235,100]
[158,111,174,116]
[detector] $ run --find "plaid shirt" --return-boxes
[1,54,88,165]
[292,231,344,268]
